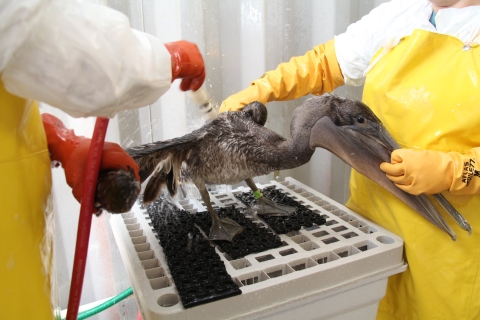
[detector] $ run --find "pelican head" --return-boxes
[303,94,457,240]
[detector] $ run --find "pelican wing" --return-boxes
[126,130,203,202]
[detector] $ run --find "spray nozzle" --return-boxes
[187,89,218,122]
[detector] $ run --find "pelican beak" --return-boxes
[309,116,456,240]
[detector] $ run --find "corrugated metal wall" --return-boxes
[49,0,388,316]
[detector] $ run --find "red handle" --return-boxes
[66,117,110,320]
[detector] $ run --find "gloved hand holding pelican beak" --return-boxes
[380,148,480,196]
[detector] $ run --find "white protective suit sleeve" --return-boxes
[0,0,172,118]
[334,0,433,86]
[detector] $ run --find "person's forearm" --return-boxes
[220,39,344,112]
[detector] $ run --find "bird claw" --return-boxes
[244,196,297,217]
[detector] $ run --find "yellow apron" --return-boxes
[346,29,480,319]
[0,80,55,319]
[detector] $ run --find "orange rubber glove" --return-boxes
[219,39,344,112]
[42,113,140,207]
[380,148,480,196]
[164,40,206,91]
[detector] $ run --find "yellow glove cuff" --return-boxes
[380,148,480,196]
[219,38,344,112]
[449,148,480,195]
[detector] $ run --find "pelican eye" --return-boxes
[356,116,365,124]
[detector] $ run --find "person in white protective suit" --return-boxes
[220,0,480,319]
[0,1,205,318]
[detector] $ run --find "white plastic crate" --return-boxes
[109,177,406,320]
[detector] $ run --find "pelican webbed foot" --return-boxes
[244,195,297,217]
[196,183,244,241]
[207,214,244,242]
[243,178,297,217]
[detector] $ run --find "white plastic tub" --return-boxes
[109,177,406,320]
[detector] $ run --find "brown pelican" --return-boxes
[127,94,469,241]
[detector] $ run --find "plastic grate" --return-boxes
[110,178,405,319]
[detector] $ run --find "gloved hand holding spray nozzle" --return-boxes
[188,88,218,122]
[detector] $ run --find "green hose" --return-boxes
[62,287,134,320]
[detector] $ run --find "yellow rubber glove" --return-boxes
[219,38,344,112]
[380,148,480,196]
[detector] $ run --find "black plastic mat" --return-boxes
[144,197,241,308]
[234,186,326,234]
